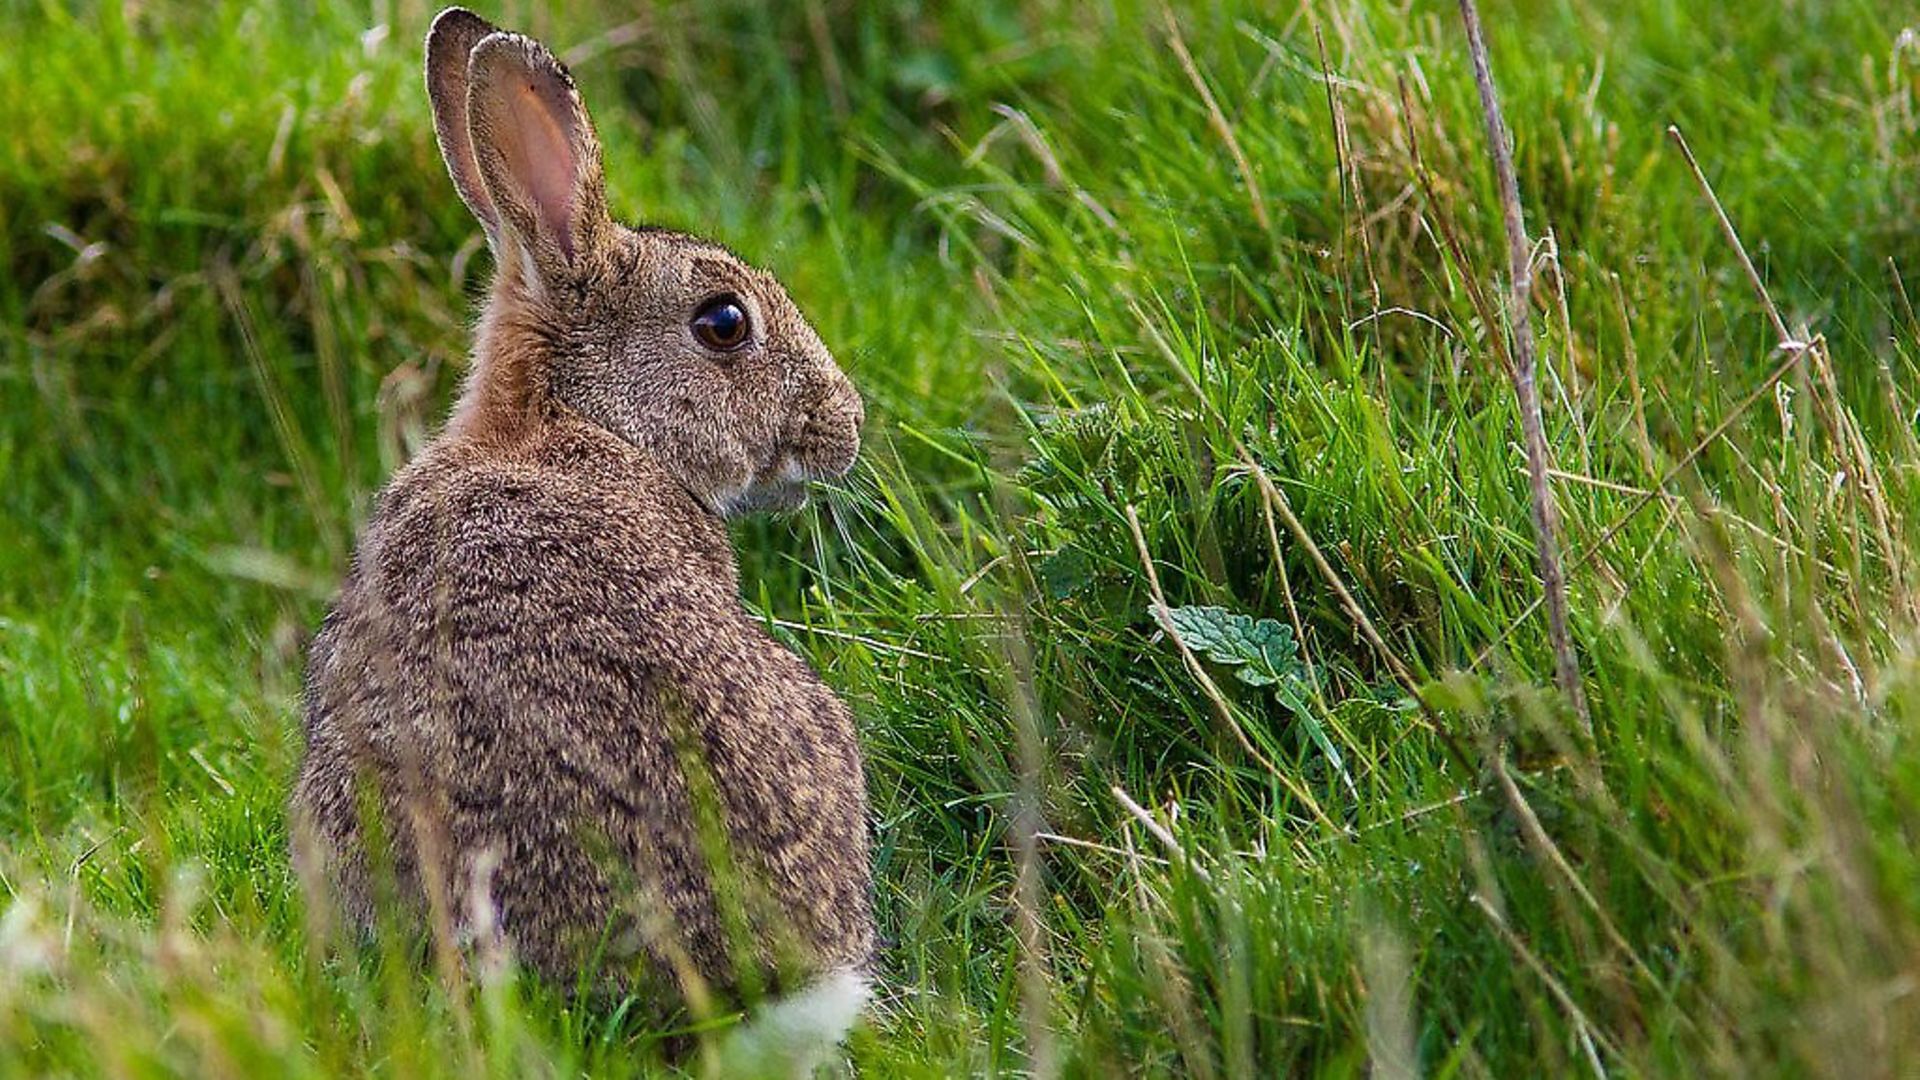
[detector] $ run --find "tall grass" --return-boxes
[2,0,1919,1074]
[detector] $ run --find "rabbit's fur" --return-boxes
[291,6,873,1023]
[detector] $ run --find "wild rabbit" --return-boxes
[291,5,873,1058]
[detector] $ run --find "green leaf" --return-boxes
[1161,605,1299,684]
[1158,604,1354,797]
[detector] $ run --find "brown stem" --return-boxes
[1456,0,1590,736]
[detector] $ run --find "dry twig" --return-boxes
[1456,0,1590,735]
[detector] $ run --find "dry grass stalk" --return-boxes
[1235,460,1419,699]
[1488,757,1654,987]
[1235,456,1490,780]
[801,0,849,120]
[1669,124,1914,628]
[1111,784,1213,884]
[1609,274,1659,478]
[1313,25,1381,313]
[1161,4,1272,235]
[1006,621,1058,1080]
[1250,466,1318,698]
[981,386,1060,1080]
[1397,75,1511,373]
[1129,301,1470,768]
[1118,291,1416,758]
[1472,344,1809,669]
[1470,894,1614,1079]
[1456,0,1590,735]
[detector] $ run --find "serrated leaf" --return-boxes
[1161,605,1300,684]
[1158,604,1351,797]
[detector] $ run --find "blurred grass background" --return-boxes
[2,0,1920,1074]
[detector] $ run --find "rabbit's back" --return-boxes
[294,417,873,990]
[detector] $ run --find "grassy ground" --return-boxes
[3,0,1920,1074]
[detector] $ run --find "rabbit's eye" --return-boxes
[691,296,751,352]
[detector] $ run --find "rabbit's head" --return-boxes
[426,8,863,517]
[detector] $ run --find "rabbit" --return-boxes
[290,5,874,1057]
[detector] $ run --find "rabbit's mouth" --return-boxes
[729,475,811,516]
[719,441,853,517]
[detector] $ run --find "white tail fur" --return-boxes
[718,968,870,1078]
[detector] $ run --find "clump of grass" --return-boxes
[3,0,1920,1075]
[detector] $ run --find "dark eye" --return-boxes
[691,296,750,352]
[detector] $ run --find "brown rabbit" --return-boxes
[290,6,873,1055]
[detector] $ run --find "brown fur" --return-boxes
[291,7,872,1003]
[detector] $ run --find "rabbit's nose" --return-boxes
[814,368,862,429]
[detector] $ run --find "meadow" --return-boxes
[3,0,1920,1074]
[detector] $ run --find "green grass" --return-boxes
[3,0,1920,1074]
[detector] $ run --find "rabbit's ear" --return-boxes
[425,8,502,237]
[466,30,612,280]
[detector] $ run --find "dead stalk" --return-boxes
[1162,4,1272,235]
[1669,123,1913,623]
[1128,301,1476,774]
[1251,468,1318,695]
[1314,25,1380,313]
[1112,784,1214,884]
[1609,274,1659,478]
[1489,757,1655,986]
[984,412,1058,1080]
[1008,628,1057,1080]
[1397,75,1511,373]
[1664,127,1790,344]
[1457,0,1590,736]
[1474,343,1808,669]
[1238,462,1419,699]
[1471,894,1615,1079]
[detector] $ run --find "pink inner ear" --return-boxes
[498,74,581,260]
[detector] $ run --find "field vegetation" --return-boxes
[3,0,1920,1075]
